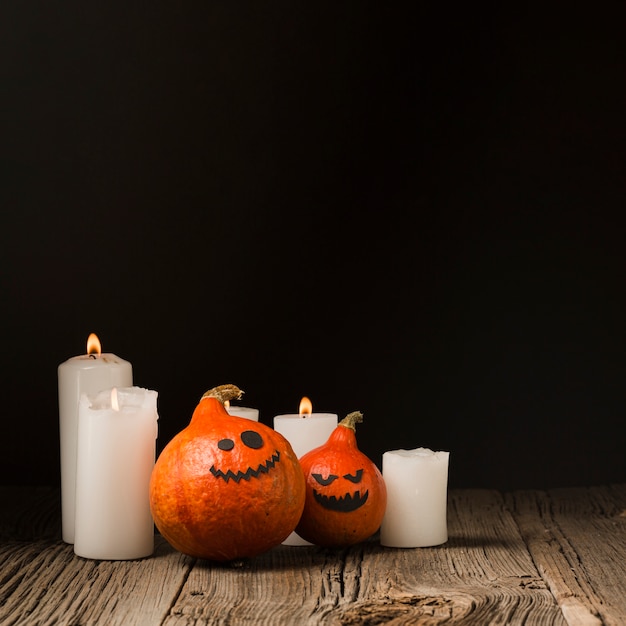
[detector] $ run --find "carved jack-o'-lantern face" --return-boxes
[295,411,387,548]
[210,429,281,483]
[149,387,307,562]
[311,469,369,511]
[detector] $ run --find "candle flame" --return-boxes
[299,396,312,416]
[111,387,120,412]
[87,333,102,357]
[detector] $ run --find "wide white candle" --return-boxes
[74,386,158,560]
[380,447,450,548]
[273,412,337,458]
[274,399,338,545]
[225,404,259,421]
[57,334,132,543]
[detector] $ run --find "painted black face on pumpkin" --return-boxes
[312,469,369,512]
[210,429,280,483]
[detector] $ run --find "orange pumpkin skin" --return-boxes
[149,386,306,561]
[295,412,387,548]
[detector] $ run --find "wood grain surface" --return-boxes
[1,485,625,625]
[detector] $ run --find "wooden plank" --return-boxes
[162,489,566,625]
[162,545,343,625]
[3,486,625,625]
[0,487,193,626]
[344,489,566,626]
[506,485,626,626]
[0,536,193,626]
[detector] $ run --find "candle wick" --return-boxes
[88,354,97,360]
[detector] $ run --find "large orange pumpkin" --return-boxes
[296,411,387,547]
[149,384,306,561]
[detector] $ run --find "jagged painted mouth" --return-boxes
[210,450,280,483]
[313,489,369,512]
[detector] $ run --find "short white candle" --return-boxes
[225,404,259,421]
[74,386,158,560]
[273,412,337,459]
[57,334,132,543]
[274,397,338,546]
[380,447,450,548]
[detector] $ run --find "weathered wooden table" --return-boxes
[1,484,625,625]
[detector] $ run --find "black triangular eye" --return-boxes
[343,469,363,483]
[312,473,338,486]
[241,430,264,449]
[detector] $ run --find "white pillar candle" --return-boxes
[380,448,450,548]
[74,386,158,560]
[273,412,338,458]
[225,404,259,421]
[57,334,132,543]
[274,401,338,545]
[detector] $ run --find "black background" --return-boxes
[1,4,625,491]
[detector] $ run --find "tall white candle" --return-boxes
[380,447,450,548]
[225,404,259,421]
[274,397,338,545]
[57,334,132,543]
[74,386,158,560]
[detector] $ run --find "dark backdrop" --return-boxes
[1,4,625,491]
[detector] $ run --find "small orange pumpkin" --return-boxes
[149,384,306,561]
[296,411,387,547]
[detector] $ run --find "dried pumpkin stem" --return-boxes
[339,411,363,431]
[201,384,244,405]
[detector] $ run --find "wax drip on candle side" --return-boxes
[111,388,120,412]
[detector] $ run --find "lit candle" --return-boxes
[74,386,158,560]
[224,400,259,421]
[57,333,132,543]
[274,396,338,545]
[380,447,450,548]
